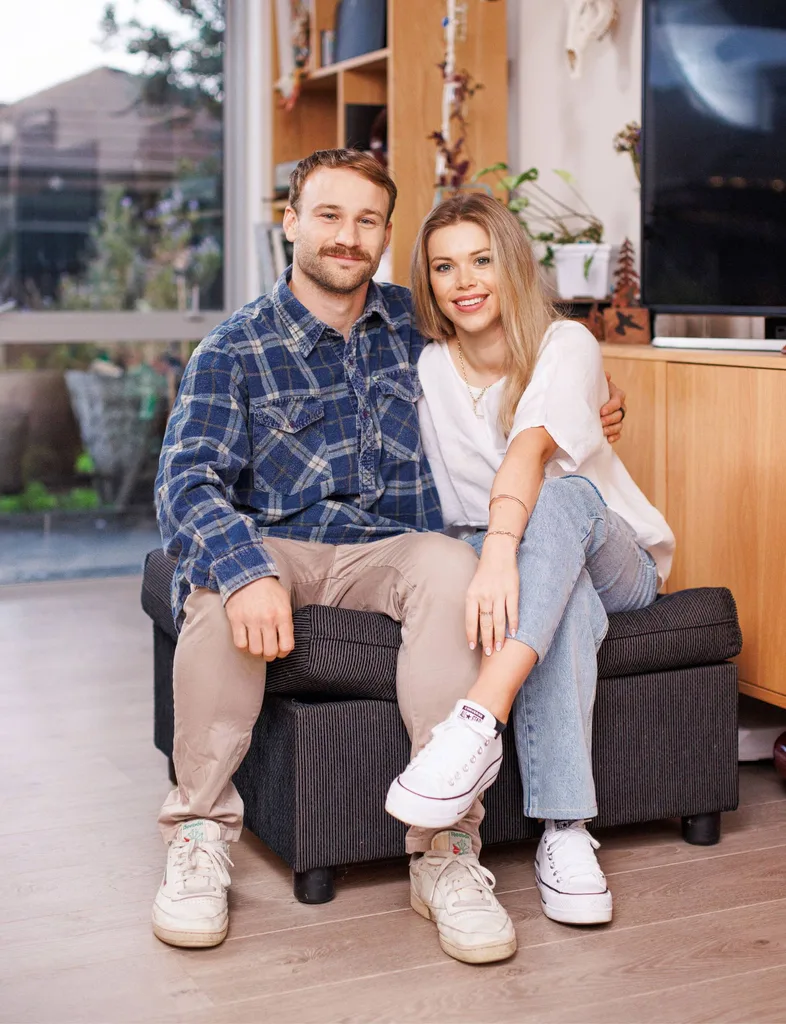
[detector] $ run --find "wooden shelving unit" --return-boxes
[269,0,508,284]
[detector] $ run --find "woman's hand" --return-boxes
[465,536,520,656]
[601,372,627,444]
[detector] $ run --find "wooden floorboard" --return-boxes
[1,576,785,1024]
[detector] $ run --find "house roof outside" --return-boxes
[0,66,221,187]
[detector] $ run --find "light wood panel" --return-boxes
[601,344,786,705]
[602,343,786,372]
[387,0,448,284]
[269,2,507,281]
[340,67,387,106]
[667,363,786,705]
[270,2,338,166]
[272,88,338,167]
[387,0,508,283]
[338,66,388,149]
[603,355,667,513]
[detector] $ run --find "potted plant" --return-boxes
[474,163,613,300]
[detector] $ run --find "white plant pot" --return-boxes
[552,243,613,300]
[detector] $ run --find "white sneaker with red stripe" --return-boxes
[535,820,612,925]
[385,699,503,828]
[152,819,233,948]
[410,831,517,964]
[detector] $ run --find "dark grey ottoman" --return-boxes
[142,550,742,903]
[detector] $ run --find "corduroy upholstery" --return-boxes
[143,549,741,877]
[143,550,742,699]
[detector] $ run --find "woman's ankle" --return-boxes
[464,686,513,724]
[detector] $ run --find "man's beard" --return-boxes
[294,240,380,295]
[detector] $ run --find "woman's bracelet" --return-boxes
[483,530,521,552]
[489,493,531,521]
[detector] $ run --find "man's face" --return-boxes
[284,168,392,295]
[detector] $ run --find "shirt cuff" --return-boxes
[208,542,279,603]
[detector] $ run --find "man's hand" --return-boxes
[601,372,627,444]
[225,576,294,661]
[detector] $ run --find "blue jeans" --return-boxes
[465,475,659,819]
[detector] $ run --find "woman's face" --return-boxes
[427,220,501,337]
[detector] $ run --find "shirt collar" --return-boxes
[272,272,395,357]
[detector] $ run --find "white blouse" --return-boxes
[417,320,676,584]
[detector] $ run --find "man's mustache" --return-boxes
[319,245,372,264]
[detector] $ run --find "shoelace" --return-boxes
[544,828,604,886]
[173,840,234,897]
[425,851,498,911]
[407,719,494,784]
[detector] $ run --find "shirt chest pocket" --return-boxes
[250,395,332,496]
[373,369,423,462]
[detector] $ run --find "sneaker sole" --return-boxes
[535,869,613,926]
[152,918,228,948]
[410,892,517,963]
[385,760,501,829]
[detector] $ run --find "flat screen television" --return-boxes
[642,0,786,314]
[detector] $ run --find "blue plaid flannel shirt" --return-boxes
[156,273,444,624]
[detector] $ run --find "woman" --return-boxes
[385,193,675,926]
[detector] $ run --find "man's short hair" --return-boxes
[288,149,397,223]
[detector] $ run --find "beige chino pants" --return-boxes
[158,531,485,854]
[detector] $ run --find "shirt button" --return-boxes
[362,410,370,419]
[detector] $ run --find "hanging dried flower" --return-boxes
[613,121,641,182]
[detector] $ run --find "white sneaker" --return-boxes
[385,699,503,828]
[535,821,612,925]
[410,831,517,964]
[152,819,233,948]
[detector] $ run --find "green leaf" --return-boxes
[23,482,57,512]
[553,169,575,185]
[540,245,556,269]
[61,488,100,511]
[507,197,530,212]
[473,162,509,180]
[583,254,595,279]
[75,451,95,475]
[505,170,539,193]
[0,495,23,514]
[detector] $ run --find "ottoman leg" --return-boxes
[681,812,721,846]
[293,867,335,905]
[167,756,177,785]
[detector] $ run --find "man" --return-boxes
[152,149,626,963]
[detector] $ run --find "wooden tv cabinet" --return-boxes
[600,343,786,709]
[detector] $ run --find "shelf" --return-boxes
[309,48,389,81]
[269,0,507,284]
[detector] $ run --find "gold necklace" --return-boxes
[456,341,491,418]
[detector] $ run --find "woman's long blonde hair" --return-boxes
[411,191,557,436]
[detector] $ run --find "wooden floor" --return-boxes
[2,578,786,1024]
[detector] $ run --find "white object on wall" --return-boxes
[565,0,618,78]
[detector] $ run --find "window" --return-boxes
[0,0,226,321]
[0,0,262,582]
